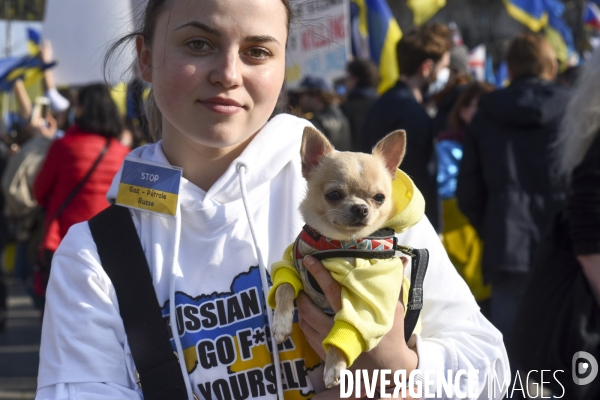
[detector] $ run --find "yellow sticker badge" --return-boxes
[116,158,182,217]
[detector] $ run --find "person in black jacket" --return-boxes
[340,59,379,150]
[295,76,352,151]
[555,49,600,306]
[358,23,452,232]
[457,33,569,357]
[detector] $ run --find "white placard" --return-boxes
[42,0,135,86]
[285,0,351,89]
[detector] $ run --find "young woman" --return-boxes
[36,1,509,399]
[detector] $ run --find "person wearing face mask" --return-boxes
[359,23,452,232]
[430,44,472,137]
[294,76,352,151]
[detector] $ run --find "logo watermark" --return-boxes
[337,352,598,399]
[572,351,598,386]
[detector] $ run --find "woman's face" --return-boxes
[138,0,288,149]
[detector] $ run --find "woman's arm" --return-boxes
[13,79,32,120]
[36,222,141,399]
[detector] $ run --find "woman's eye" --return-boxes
[188,40,208,51]
[373,194,385,203]
[248,48,270,59]
[326,191,342,201]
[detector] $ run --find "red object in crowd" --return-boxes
[34,125,129,253]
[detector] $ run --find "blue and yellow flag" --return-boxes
[27,28,41,55]
[484,55,497,86]
[543,0,575,69]
[350,0,402,94]
[503,0,575,69]
[545,13,575,69]
[496,62,510,88]
[502,0,548,31]
[0,55,55,92]
[407,0,447,26]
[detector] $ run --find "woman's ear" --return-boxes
[136,35,152,83]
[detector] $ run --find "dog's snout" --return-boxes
[351,204,369,219]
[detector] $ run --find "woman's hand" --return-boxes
[296,255,419,398]
[30,113,58,139]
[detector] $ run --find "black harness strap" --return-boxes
[88,204,188,400]
[397,246,429,341]
[306,235,429,342]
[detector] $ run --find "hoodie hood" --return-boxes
[386,169,426,233]
[478,76,570,129]
[107,113,311,205]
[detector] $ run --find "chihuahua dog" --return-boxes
[271,126,408,388]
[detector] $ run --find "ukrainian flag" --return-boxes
[502,0,548,31]
[27,28,42,55]
[484,55,496,86]
[407,0,446,26]
[496,62,510,88]
[350,0,402,94]
[543,0,575,70]
[0,55,55,92]
[503,0,575,69]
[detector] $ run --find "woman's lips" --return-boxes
[199,97,244,114]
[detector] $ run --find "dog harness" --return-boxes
[293,224,398,314]
[292,224,428,342]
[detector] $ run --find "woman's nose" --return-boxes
[209,50,242,88]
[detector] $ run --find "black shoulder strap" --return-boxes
[88,204,188,400]
[397,245,429,341]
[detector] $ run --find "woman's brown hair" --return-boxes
[448,81,495,130]
[506,32,557,81]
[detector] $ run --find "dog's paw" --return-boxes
[271,311,293,344]
[324,348,347,388]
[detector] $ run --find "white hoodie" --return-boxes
[36,114,509,400]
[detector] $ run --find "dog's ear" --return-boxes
[372,130,406,178]
[301,126,334,178]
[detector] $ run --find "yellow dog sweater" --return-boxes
[268,170,425,366]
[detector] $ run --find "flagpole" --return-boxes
[4,0,12,57]
[3,0,12,132]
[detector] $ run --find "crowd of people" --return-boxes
[0,42,135,320]
[285,23,600,398]
[0,3,597,398]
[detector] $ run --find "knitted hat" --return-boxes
[450,45,470,76]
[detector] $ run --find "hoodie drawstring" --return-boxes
[168,203,195,400]
[237,162,285,400]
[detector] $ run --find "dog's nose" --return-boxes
[351,204,369,219]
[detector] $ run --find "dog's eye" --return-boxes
[374,194,385,203]
[326,191,343,201]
